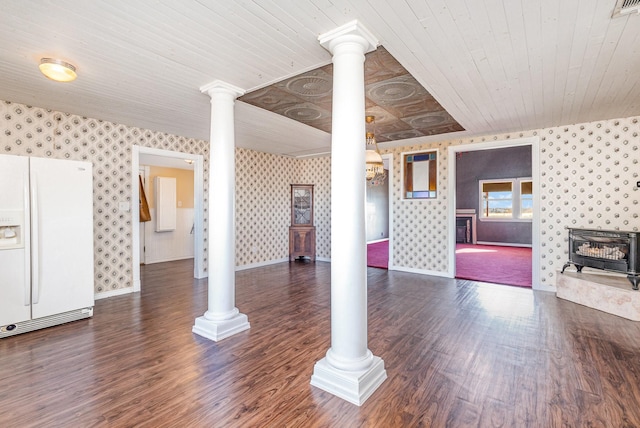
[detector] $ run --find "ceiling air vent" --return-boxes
[612,0,640,18]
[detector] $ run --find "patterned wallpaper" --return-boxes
[382,117,640,288]
[386,141,450,274]
[533,119,638,286]
[3,98,638,293]
[1,100,209,295]
[0,99,327,295]
[233,152,332,264]
[234,148,299,266]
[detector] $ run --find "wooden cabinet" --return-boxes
[289,226,316,261]
[289,184,315,261]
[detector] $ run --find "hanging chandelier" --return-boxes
[365,115,386,185]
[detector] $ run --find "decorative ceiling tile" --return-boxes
[367,74,426,105]
[403,111,454,129]
[239,45,465,142]
[388,96,445,117]
[419,122,465,136]
[239,86,299,112]
[278,68,333,99]
[361,105,398,126]
[363,46,407,84]
[280,102,328,122]
[382,128,425,141]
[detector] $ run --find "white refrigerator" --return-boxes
[0,154,94,338]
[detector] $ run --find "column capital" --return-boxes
[318,20,378,55]
[200,79,245,99]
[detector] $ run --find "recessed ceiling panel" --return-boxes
[239,46,465,143]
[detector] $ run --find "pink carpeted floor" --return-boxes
[455,243,532,288]
[367,241,531,287]
[367,240,389,269]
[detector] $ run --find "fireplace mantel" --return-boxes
[456,209,477,244]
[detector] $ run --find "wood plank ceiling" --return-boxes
[0,1,639,157]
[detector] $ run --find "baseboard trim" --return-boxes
[475,241,532,248]
[144,256,195,265]
[236,258,289,271]
[389,265,451,278]
[366,238,389,244]
[95,287,135,300]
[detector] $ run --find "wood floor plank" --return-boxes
[1,259,640,427]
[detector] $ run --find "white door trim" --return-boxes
[382,153,394,269]
[447,137,544,291]
[132,145,205,293]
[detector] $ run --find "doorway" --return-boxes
[366,153,393,269]
[132,145,205,292]
[447,137,542,290]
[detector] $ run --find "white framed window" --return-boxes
[520,179,533,219]
[479,177,532,221]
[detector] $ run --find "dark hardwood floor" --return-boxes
[1,260,640,427]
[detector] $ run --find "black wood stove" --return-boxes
[561,228,639,290]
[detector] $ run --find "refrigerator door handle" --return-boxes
[30,174,40,305]
[23,171,31,307]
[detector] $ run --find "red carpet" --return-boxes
[455,244,532,288]
[367,240,388,269]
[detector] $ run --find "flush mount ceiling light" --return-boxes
[39,58,77,82]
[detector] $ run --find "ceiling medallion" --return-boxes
[368,81,417,102]
[258,95,284,106]
[406,112,447,128]
[382,129,424,141]
[286,76,332,97]
[283,106,323,121]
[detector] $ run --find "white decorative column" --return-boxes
[193,80,250,341]
[310,21,387,406]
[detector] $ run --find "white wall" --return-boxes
[144,208,194,264]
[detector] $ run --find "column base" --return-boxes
[310,355,387,406]
[192,313,250,341]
